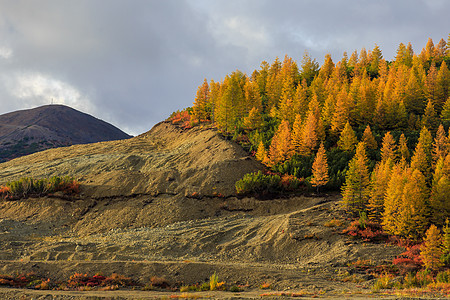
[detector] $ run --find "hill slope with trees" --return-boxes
[178,35,450,241]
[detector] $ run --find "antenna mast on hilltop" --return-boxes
[51,98,54,105]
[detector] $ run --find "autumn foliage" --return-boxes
[176,36,450,241]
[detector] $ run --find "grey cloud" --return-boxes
[0,0,449,135]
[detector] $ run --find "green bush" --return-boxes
[437,270,450,283]
[235,171,281,196]
[1,176,80,199]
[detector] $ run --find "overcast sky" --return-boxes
[0,0,449,135]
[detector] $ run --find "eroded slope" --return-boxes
[0,122,263,198]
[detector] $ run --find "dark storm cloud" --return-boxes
[0,0,448,135]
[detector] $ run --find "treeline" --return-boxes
[171,35,450,239]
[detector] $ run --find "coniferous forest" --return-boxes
[171,36,450,243]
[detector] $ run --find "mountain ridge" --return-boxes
[0,104,132,161]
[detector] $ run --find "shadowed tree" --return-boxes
[430,155,450,226]
[362,125,377,150]
[341,142,370,213]
[433,124,448,164]
[398,133,410,161]
[368,158,393,221]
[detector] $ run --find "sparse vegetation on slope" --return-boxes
[0,176,80,200]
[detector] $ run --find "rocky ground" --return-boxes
[0,122,405,299]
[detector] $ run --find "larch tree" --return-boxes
[348,50,358,68]
[398,133,410,161]
[380,132,398,163]
[420,224,443,271]
[278,75,296,125]
[443,219,450,264]
[368,158,394,221]
[411,141,431,178]
[311,142,329,193]
[441,97,450,128]
[362,125,378,150]
[192,79,211,122]
[435,38,447,60]
[215,71,246,133]
[318,53,334,80]
[299,110,319,155]
[341,142,371,213]
[423,37,436,62]
[430,155,450,226]
[353,76,376,126]
[242,107,263,131]
[395,42,411,66]
[368,44,383,76]
[208,79,221,124]
[322,93,336,129]
[436,61,450,113]
[293,80,309,119]
[268,120,293,166]
[432,124,448,163]
[331,88,350,133]
[425,63,439,110]
[382,164,407,235]
[404,68,425,115]
[265,57,282,111]
[299,96,323,155]
[243,79,262,114]
[300,50,319,86]
[291,114,303,154]
[255,141,269,165]
[398,168,429,239]
[422,99,438,131]
[411,126,433,177]
[337,121,358,151]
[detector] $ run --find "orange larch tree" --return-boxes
[362,125,378,150]
[268,120,293,166]
[311,142,329,193]
[380,132,398,163]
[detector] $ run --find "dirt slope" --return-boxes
[0,121,262,198]
[0,122,403,299]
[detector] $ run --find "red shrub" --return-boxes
[342,220,387,242]
[58,180,80,195]
[0,186,10,199]
[392,244,423,274]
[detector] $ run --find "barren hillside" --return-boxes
[0,122,403,299]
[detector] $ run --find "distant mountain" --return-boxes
[0,105,132,162]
